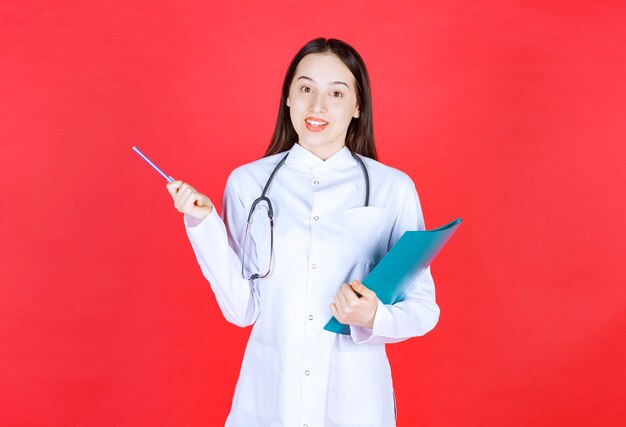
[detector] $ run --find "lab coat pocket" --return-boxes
[342,207,387,264]
[328,350,383,424]
[238,340,278,420]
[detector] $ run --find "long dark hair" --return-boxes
[264,38,377,160]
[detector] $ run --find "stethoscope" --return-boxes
[241,149,371,280]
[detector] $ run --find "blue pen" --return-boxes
[132,146,174,183]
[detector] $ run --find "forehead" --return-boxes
[292,53,356,86]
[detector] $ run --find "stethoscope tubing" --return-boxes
[241,148,370,280]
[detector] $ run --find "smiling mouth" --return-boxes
[305,118,329,126]
[305,118,329,132]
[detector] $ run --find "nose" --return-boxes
[310,92,327,113]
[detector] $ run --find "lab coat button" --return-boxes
[311,264,317,270]
[308,314,314,321]
[303,425,308,427]
[313,180,319,185]
[305,370,311,376]
[313,215,319,221]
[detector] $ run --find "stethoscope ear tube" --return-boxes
[351,151,369,207]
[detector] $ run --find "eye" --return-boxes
[331,91,344,98]
[300,85,312,93]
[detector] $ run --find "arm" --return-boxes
[168,173,261,327]
[349,174,440,344]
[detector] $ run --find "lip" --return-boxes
[305,116,329,132]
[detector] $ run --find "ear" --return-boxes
[286,97,290,108]
[353,106,360,118]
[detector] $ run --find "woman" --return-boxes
[167,38,439,427]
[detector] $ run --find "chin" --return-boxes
[300,140,333,150]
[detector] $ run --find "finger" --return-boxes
[177,183,188,196]
[173,186,186,210]
[167,180,182,190]
[179,183,197,193]
[181,190,199,213]
[166,180,183,198]
[330,302,339,318]
[337,293,355,321]
[336,288,351,310]
[177,186,195,211]
[340,283,360,305]
[351,280,376,300]
[333,295,345,316]
[176,183,191,198]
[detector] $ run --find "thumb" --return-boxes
[351,280,375,300]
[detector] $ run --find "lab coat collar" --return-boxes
[285,143,354,177]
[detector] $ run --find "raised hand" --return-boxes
[166,180,214,221]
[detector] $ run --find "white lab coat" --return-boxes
[184,143,439,427]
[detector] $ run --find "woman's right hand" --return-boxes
[166,180,214,221]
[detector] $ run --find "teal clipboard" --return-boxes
[324,218,462,335]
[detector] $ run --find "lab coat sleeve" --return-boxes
[350,174,440,344]
[184,171,260,327]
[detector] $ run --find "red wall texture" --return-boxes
[1,1,625,425]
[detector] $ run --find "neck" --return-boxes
[297,141,346,161]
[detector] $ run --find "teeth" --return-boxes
[306,119,328,126]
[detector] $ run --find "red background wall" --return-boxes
[1,1,625,425]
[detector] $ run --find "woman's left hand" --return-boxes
[330,280,378,329]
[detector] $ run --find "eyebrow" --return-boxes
[297,75,350,90]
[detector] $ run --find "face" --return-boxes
[286,53,360,160]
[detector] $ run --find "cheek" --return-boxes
[289,95,306,111]
[288,100,308,121]
[337,106,357,127]
[288,106,304,134]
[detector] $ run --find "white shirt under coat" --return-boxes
[184,143,440,427]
